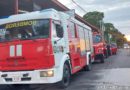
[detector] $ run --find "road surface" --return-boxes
[0,49,130,90]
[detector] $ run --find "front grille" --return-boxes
[4,77,31,82]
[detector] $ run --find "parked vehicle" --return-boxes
[0,9,93,87]
[93,32,108,63]
[111,43,117,55]
[124,43,130,49]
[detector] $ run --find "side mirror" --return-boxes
[56,25,64,38]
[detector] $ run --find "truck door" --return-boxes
[51,20,66,67]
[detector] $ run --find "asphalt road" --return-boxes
[0,49,130,90]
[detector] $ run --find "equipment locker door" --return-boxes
[68,21,81,73]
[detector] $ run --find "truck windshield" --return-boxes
[0,19,50,42]
[93,35,102,43]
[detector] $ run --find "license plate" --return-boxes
[12,76,21,82]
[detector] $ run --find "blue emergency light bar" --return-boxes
[0,16,10,19]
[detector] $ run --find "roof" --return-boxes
[0,9,60,25]
[0,8,91,31]
[0,0,100,32]
[49,0,101,32]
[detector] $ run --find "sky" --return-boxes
[58,0,130,37]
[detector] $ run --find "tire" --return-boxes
[59,63,71,88]
[83,57,92,71]
[100,55,104,63]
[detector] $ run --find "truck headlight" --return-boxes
[40,70,54,77]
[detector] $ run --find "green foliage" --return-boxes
[83,11,126,47]
[104,23,126,47]
[104,23,115,32]
[83,11,104,28]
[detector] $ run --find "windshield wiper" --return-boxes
[20,37,37,42]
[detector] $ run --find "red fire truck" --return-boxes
[0,9,93,87]
[93,32,108,63]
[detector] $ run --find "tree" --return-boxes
[104,23,115,31]
[104,23,127,47]
[83,11,104,28]
[83,11,126,47]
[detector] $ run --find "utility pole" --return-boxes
[14,0,19,14]
[99,20,105,42]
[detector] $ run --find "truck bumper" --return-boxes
[0,67,61,84]
[94,54,103,60]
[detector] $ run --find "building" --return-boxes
[0,0,100,32]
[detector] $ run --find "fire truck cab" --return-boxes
[93,32,107,63]
[0,9,93,87]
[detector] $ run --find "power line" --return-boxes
[71,0,87,13]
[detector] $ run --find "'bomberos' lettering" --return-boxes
[5,20,36,29]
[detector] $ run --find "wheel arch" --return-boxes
[58,54,71,81]
[86,52,92,65]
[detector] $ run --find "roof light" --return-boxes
[0,16,10,19]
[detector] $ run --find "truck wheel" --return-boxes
[83,57,92,71]
[100,55,104,63]
[59,63,71,88]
